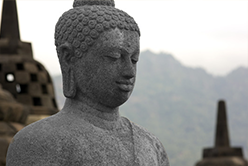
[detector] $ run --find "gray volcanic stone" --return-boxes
[0,85,29,166]
[6,0,170,165]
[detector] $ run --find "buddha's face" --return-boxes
[73,28,140,108]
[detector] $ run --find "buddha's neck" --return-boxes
[63,97,121,124]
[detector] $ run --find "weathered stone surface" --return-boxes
[0,85,29,124]
[6,0,170,165]
[0,85,29,166]
[7,107,169,165]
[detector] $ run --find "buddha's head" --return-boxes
[55,0,140,108]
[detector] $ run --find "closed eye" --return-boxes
[131,59,138,64]
[105,53,121,61]
[106,56,119,61]
[131,51,139,65]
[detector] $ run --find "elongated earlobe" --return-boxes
[63,68,76,98]
[58,43,76,98]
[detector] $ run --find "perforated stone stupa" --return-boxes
[0,0,59,165]
[0,85,29,166]
[0,0,58,124]
[195,100,248,166]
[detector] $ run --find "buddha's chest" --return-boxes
[70,128,133,165]
[68,127,159,166]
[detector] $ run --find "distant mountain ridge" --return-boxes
[52,50,248,166]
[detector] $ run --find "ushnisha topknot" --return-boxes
[55,0,140,58]
[73,0,115,7]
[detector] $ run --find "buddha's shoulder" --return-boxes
[127,119,161,143]
[10,112,93,148]
[123,118,170,166]
[14,111,92,139]
[7,112,93,165]
[121,117,164,148]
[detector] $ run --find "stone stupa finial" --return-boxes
[215,100,230,147]
[195,100,248,166]
[0,0,20,40]
[0,0,20,54]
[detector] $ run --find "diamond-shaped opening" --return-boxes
[47,74,51,83]
[30,74,38,82]
[41,84,48,94]
[16,63,24,70]
[16,84,28,94]
[52,98,57,108]
[33,97,42,106]
[36,64,43,71]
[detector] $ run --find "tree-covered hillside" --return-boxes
[52,50,248,166]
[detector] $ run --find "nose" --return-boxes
[122,59,136,79]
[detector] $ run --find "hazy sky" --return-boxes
[1,0,247,76]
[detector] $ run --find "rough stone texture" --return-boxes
[0,85,29,124]
[0,85,29,166]
[7,107,169,166]
[6,0,170,165]
[55,1,140,59]
[73,0,115,7]
[195,101,248,166]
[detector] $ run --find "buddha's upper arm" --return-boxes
[7,146,62,166]
[155,140,170,166]
[6,134,62,166]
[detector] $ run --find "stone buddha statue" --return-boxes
[6,0,170,165]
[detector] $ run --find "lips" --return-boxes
[116,80,134,92]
